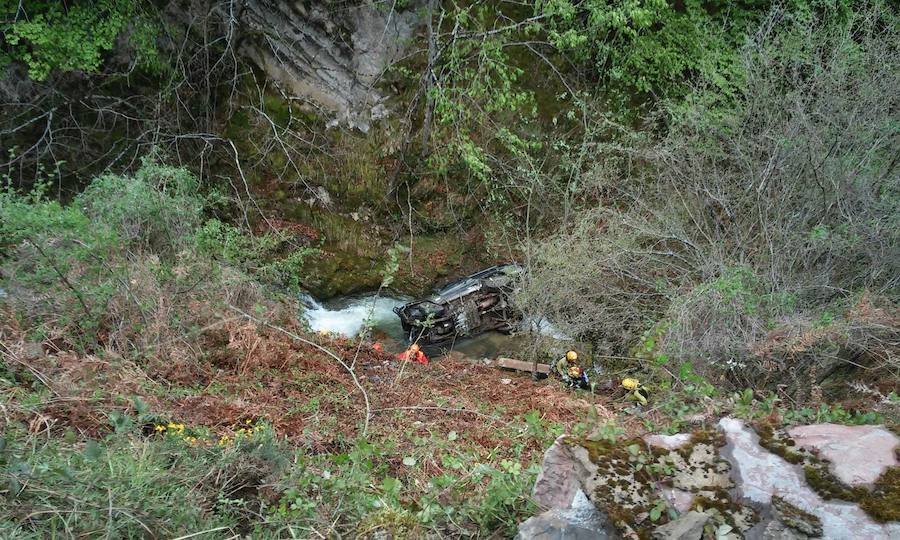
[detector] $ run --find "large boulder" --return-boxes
[518,436,618,539]
[787,423,899,487]
[718,417,900,539]
[523,421,900,540]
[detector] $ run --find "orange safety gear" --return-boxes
[396,344,429,366]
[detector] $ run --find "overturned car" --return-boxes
[393,264,524,346]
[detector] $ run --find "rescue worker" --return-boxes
[396,343,429,365]
[567,364,590,390]
[622,377,650,405]
[555,351,587,388]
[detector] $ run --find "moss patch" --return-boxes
[803,463,868,502]
[772,495,823,536]
[691,489,757,532]
[859,467,900,522]
[572,429,757,538]
[570,437,659,538]
[754,420,806,464]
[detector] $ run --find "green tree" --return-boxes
[1,0,159,80]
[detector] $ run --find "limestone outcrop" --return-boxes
[239,1,424,131]
[519,419,900,539]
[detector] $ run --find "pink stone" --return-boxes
[719,418,900,539]
[787,423,899,487]
[659,486,694,513]
[532,435,588,509]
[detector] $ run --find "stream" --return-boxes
[300,292,568,360]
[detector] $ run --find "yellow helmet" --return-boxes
[622,378,640,390]
[565,350,578,362]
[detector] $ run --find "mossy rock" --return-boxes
[772,495,823,536]
[754,421,900,523]
[859,467,900,522]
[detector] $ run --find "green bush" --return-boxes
[519,3,900,390]
[0,433,229,537]
[195,219,318,291]
[77,159,206,255]
[0,160,274,351]
[1,177,120,342]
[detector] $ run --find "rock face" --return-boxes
[532,435,592,510]
[787,423,899,487]
[519,435,618,539]
[719,417,900,539]
[239,1,423,131]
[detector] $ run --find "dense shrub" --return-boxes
[76,159,206,255]
[518,4,900,390]
[0,160,293,354]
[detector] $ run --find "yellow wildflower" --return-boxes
[154,424,166,433]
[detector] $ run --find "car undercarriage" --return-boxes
[393,264,524,346]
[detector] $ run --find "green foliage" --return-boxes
[76,158,206,255]
[379,244,408,289]
[264,424,544,538]
[194,219,318,291]
[0,431,234,537]
[783,403,883,425]
[1,0,161,80]
[0,159,283,349]
[1,174,120,341]
[535,0,883,111]
[536,0,754,106]
[419,3,541,217]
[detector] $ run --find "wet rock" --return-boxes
[558,489,615,533]
[718,417,900,539]
[517,506,614,540]
[651,510,708,540]
[644,433,692,451]
[787,423,899,487]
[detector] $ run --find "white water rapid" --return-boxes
[299,293,409,340]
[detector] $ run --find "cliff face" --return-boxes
[239,1,423,131]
